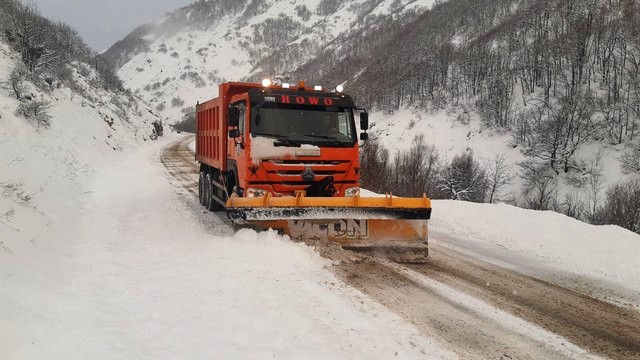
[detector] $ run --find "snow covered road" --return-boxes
[1,135,453,359]
[4,135,639,360]
[162,136,640,359]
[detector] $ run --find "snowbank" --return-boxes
[430,200,640,302]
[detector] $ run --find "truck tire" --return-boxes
[206,173,224,211]
[198,171,205,206]
[205,173,213,211]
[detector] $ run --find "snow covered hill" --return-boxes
[0,39,161,250]
[368,107,634,203]
[105,0,438,124]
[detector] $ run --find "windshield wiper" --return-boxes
[304,134,348,147]
[253,132,301,147]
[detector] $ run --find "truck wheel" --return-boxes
[226,172,237,201]
[205,173,213,211]
[198,172,205,205]
[206,174,224,211]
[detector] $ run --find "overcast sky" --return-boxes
[31,0,194,51]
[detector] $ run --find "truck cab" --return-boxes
[227,87,365,199]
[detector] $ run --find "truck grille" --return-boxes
[262,160,352,181]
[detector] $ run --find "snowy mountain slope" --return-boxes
[106,0,438,124]
[0,40,161,250]
[109,0,639,218]
[368,107,632,202]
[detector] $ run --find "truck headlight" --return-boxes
[246,188,268,198]
[344,187,360,197]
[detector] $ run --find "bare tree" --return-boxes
[5,1,61,72]
[523,94,596,174]
[585,150,606,223]
[16,98,52,131]
[520,160,558,210]
[560,192,585,220]
[360,139,390,194]
[620,142,640,174]
[486,154,513,203]
[600,177,640,234]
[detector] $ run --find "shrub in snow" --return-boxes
[172,107,196,133]
[599,177,640,234]
[295,5,312,21]
[16,98,52,131]
[621,143,640,174]
[171,97,184,108]
[151,120,164,140]
[5,63,28,99]
[316,0,339,16]
[438,151,489,202]
[361,135,441,199]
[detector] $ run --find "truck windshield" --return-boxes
[250,103,357,147]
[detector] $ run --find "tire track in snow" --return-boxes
[161,135,638,359]
[160,135,199,197]
[333,260,604,360]
[406,245,640,359]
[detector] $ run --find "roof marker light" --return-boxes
[336,85,344,93]
[262,78,272,87]
[282,83,290,88]
[314,85,322,91]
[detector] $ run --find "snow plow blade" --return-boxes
[226,192,432,263]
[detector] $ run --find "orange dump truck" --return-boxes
[196,80,431,261]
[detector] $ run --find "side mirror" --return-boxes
[228,107,239,127]
[360,132,369,141]
[229,129,240,138]
[360,112,369,131]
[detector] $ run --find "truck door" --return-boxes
[229,100,247,194]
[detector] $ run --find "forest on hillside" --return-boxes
[310,0,640,233]
[0,0,162,136]
[0,0,122,91]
